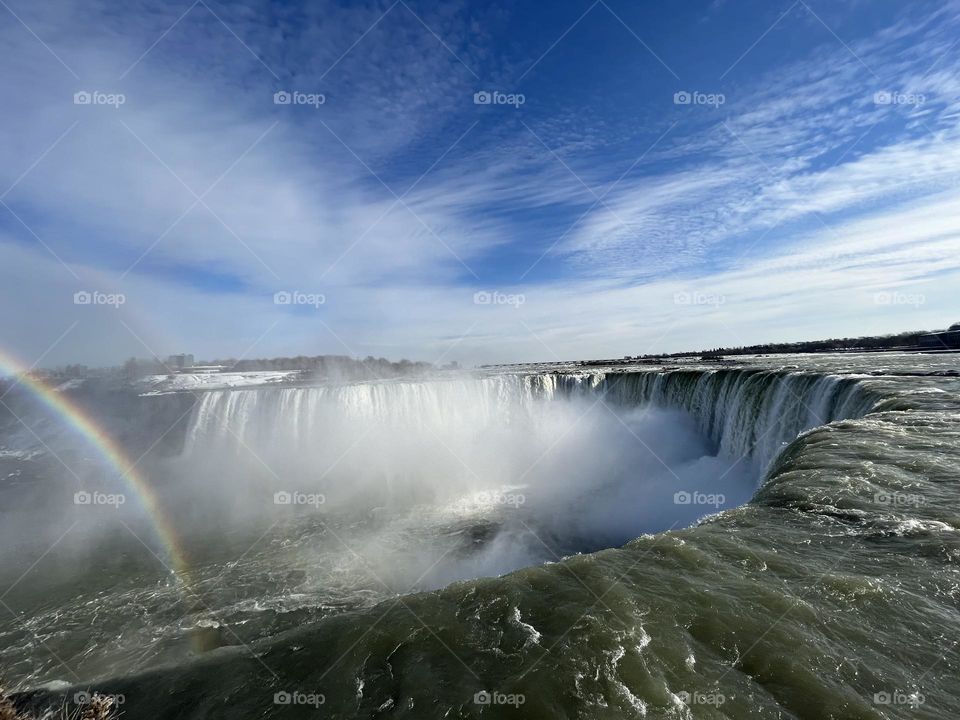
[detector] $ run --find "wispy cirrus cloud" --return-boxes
[551,4,960,282]
[1,0,959,366]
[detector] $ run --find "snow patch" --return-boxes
[138,371,299,394]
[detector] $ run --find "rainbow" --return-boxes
[0,349,191,584]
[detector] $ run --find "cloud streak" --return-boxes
[0,0,958,366]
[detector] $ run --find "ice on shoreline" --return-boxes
[137,370,299,394]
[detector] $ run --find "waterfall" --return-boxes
[586,369,876,471]
[168,366,884,585]
[182,368,877,476]
[183,376,548,453]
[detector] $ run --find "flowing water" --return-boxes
[1,353,958,718]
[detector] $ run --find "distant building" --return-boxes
[919,323,960,349]
[181,365,226,374]
[167,353,195,370]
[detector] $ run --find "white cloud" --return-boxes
[1,0,959,367]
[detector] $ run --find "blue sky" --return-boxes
[1,0,959,366]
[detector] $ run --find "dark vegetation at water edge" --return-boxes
[1,685,118,720]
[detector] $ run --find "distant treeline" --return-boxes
[210,355,436,380]
[650,330,925,358]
